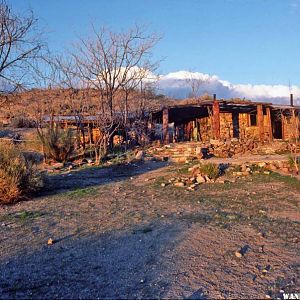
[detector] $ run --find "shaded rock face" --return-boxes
[135,150,144,161]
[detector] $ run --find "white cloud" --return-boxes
[290,0,300,12]
[156,70,300,105]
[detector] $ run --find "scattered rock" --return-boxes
[235,251,243,258]
[47,238,54,245]
[262,265,271,275]
[242,171,250,176]
[235,245,250,258]
[51,162,64,170]
[257,162,266,168]
[174,182,185,187]
[196,175,206,184]
[135,150,144,161]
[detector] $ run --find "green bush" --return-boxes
[288,154,300,169]
[0,143,44,204]
[38,126,75,163]
[199,163,220,180]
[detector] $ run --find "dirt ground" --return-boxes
[0,160,300,299]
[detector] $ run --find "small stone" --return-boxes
[204,175,211,182]
[174,182,185,187]
[235,251,242,258]
[262,265,271,275]
[135,150,144,160]
[257,162,266,168]
[196,175,206,183]
[161,183,166,187]
[263,171,270,175]
[140,279,144,283]
[281,167,289,173]
[47,238,54,245]
[268,164,277,171]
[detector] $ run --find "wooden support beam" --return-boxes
[212,100,220,139]
[292,109,299,140]
[266,107,273,142]
[282,114,285,140]
[162,107,169,143]
[257,104,264,142]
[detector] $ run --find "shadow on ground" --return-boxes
[0,220,206,299]
[40,160,168,197]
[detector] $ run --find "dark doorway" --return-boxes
[273,118,283,139]
[232,112,240,138]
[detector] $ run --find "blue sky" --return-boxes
[11,0,300,88]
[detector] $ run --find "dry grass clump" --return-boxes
[0,142,44,204]
[199,163,220,180]
[38,126,75,163]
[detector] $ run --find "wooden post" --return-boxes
[292,109,299,139]
[212,100,220,139]
[266,107,273,142]
[290,93,294,107]
[163,107,169,143]
[257,104,264,142]
[282,113,285,140]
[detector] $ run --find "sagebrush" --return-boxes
[0,143,44,204]
[199,163,220,180]
[38,125,75,163]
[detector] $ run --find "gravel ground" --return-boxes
[0,161,299,299]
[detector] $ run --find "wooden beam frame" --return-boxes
[257,104,264,142]
[212,101,220,139]
[163,107,169,143]
[266,107,273,142]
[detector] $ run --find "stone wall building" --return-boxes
[152,95,300,144]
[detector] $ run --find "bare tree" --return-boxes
[185,71,207,99]
[71,25,159,113]
[0,0,44,95]
[68,25,160,162]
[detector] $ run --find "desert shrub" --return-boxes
[38,126,75,163]
[11,116,35,128]
[248,164,265,173]
[199,163,220,180]
[225,164,241,176]
[288,154,300,169]
[0,143,44,204]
